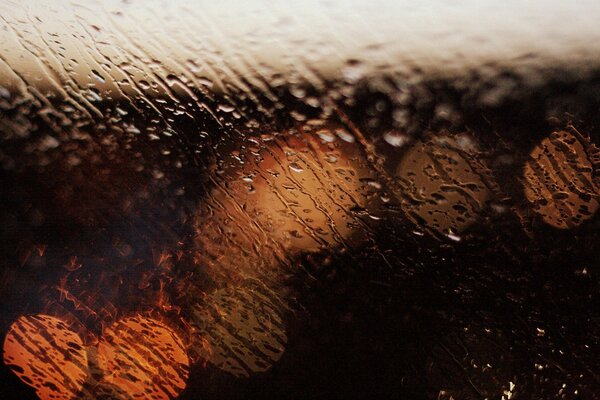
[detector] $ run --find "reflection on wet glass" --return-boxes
[427,327,514,400]
[523,129,600,229]
[96,316,189,400]
[189,283,287,378]
[394,133,492,239]
[1,1,600,399]
[3,315,88,400]
[205,128,370,253]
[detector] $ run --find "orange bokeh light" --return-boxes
[97,315,190,399]
[394,134,492,237]
[3,314,89,400]
[211,130,370,253]
[523,130,599,229]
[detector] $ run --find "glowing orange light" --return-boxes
[523,130,599,229]
[394,133,491,237]
[97,315,190,399]
[212,130,370,253]
[3,314,89,400]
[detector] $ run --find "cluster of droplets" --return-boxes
[4,118,600,399]
[1,2,600,398]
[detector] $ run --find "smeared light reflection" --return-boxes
[395,133,492,238]
[3,314,88,400]
[97,316,189,400]
[523,130,599,229]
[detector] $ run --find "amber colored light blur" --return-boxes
[219,130,369,252]
[97,316,189,400]
[3,314,89,400]
[190,285,287,378]
[395,134,491,238]
[523,130,599,229]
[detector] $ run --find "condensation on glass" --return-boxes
[1,1,600,399]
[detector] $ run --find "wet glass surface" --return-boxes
[1,1,600,399]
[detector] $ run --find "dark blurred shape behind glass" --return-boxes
[1,1,599,399]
